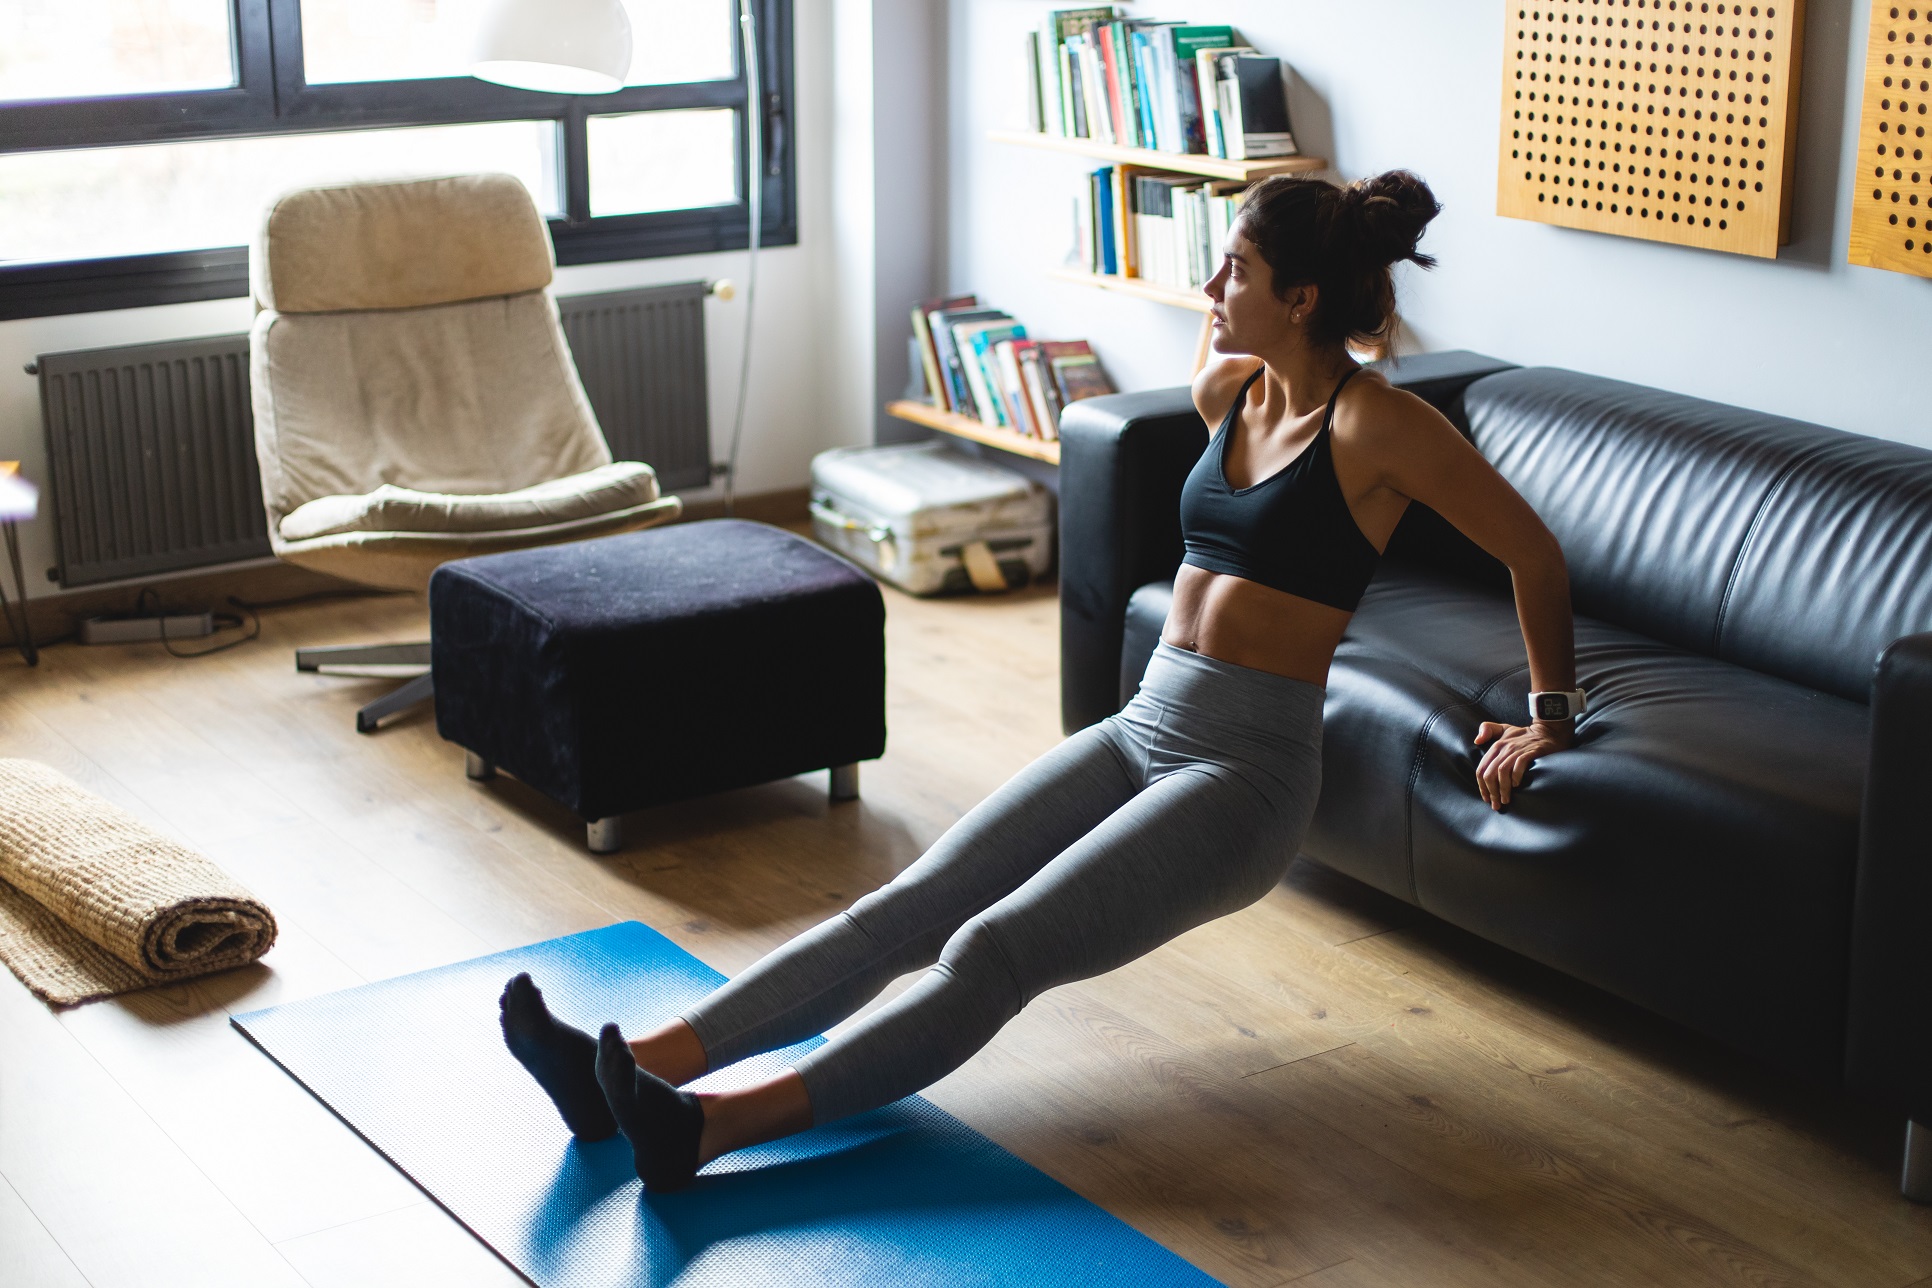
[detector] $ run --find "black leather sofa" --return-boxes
[1058,351,1932,1197]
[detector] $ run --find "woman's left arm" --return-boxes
[1347,383,1577,811]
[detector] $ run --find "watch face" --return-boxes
[1534,692,1570,720]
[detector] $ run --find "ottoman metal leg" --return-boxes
[1906,1120,1932,1202]
[829,763,860,802]
[465,752,496,782]
[586,817,622,854]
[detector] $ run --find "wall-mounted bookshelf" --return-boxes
[884,133,1331,464]
[885,399,1061,465]
[1047,267,1211,314]
[988,130,1326,183]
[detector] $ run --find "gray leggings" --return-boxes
[680,640,1327,1124]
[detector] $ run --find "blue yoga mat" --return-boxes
[233,921,1222,1287]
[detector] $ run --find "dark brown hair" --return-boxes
[1234,170,1441,350]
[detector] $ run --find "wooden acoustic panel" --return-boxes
[1848,2,1932,274]
[1497,0,1806,258]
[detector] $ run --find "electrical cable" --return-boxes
[132,587,262,658]
[723,0,762,518]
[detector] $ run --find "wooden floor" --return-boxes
[2,574,1930,1287]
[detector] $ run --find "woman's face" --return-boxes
[1204,223,1311,356]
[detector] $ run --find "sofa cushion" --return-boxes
[279,462,661,541]
[1310,561,1869,1082]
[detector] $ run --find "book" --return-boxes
[993,339,1038,437]
[1097,22,1131,148]
[1039,340,1116,407]
[1194,44,1254,158]
[960,320,1028,425]
[1016,344,1063,440]
[912,294,977,410]
[1043,7,1117,137]
[929,306,1009,413]
[1224,54,1299,160]
[1167,25,1237,154]
[1024,31,1044,132]
[1091,166,1117,274]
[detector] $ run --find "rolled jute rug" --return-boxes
[0,758,277,1007]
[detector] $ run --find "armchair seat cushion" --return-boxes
[278,462,662,542]
[1310,561,1869,1081]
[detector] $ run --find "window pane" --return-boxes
[0,121,561,265]
[622,0,735,86]
[300,0,465,86]
[300,0,734,87]
[0,0,235,103]
[587,109,736,216]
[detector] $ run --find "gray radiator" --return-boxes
[37,334,266,589]
[557,281,713,492]
[35,282,713,589]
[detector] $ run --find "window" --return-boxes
[0,0,795,320]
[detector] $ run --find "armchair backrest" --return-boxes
[249,174,611,535]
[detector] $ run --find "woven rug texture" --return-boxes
[0,758,277,1006]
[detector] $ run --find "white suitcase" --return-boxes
[809,442,1055,596]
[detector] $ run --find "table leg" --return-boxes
[1,519,37,667]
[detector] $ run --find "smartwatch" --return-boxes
[1528,688,1588,722]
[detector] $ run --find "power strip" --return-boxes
[80,612,215,645]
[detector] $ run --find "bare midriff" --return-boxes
[1162,564,1354,687]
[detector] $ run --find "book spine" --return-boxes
[962,330,1001,426]
[1131,31,1157,151]
[1218,61,1244,161]
[994,341,1034,437]
[1024,32,1043,132]
[1038,23,1063,136]
[911,307,945,409]
[1080,36,1110,145]
[1096,23,1126,147]
[1112,166,1134,278]
[1092,167,1114,274]
[1197,50,1226,158]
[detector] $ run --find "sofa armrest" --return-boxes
[1059,388,1207,733]
[1847,631,1932,1118]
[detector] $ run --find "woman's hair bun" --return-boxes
[1344,170,1441,270]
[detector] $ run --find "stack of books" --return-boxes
[1024,8,1299,162]
[1074,168,1248,292]
[910,295,1116,441]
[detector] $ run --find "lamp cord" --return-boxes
[723,0,762,518]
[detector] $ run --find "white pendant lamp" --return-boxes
[468,0,633,94]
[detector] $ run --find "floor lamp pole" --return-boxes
[723,0,761,518]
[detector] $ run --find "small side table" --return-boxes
[0,462,39,667]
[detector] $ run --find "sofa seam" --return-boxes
[1405,699,1479,906]
[1712,444,1834,656]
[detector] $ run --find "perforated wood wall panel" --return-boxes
[1849,2,1932,274]
[1497,0,1806,258]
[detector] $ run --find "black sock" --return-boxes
[498,973,618,1142]
[595,1022,705,1193]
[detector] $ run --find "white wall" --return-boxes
[0,0,867,603]
[948,1,1932,447]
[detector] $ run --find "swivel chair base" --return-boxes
[296,641,434,733]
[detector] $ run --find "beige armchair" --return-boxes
[249,173,682,731]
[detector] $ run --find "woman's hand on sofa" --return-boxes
[1472,720,1574,810]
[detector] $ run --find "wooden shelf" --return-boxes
[989,129,1327,182]
[885,400,1061,465]
[1048,268,1213,314]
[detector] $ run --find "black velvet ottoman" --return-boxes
[428,519,886,853]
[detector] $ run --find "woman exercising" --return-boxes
[499,169,1578,1192]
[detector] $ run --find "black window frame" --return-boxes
[0,0,795,321]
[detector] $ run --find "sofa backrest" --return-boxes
[1456,368,1932,702]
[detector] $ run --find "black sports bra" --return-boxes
[1178,366,1382,612]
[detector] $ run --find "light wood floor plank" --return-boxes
[0,971,308,1288]
[0,1173,91,1288]
[274,1201,525,1288]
